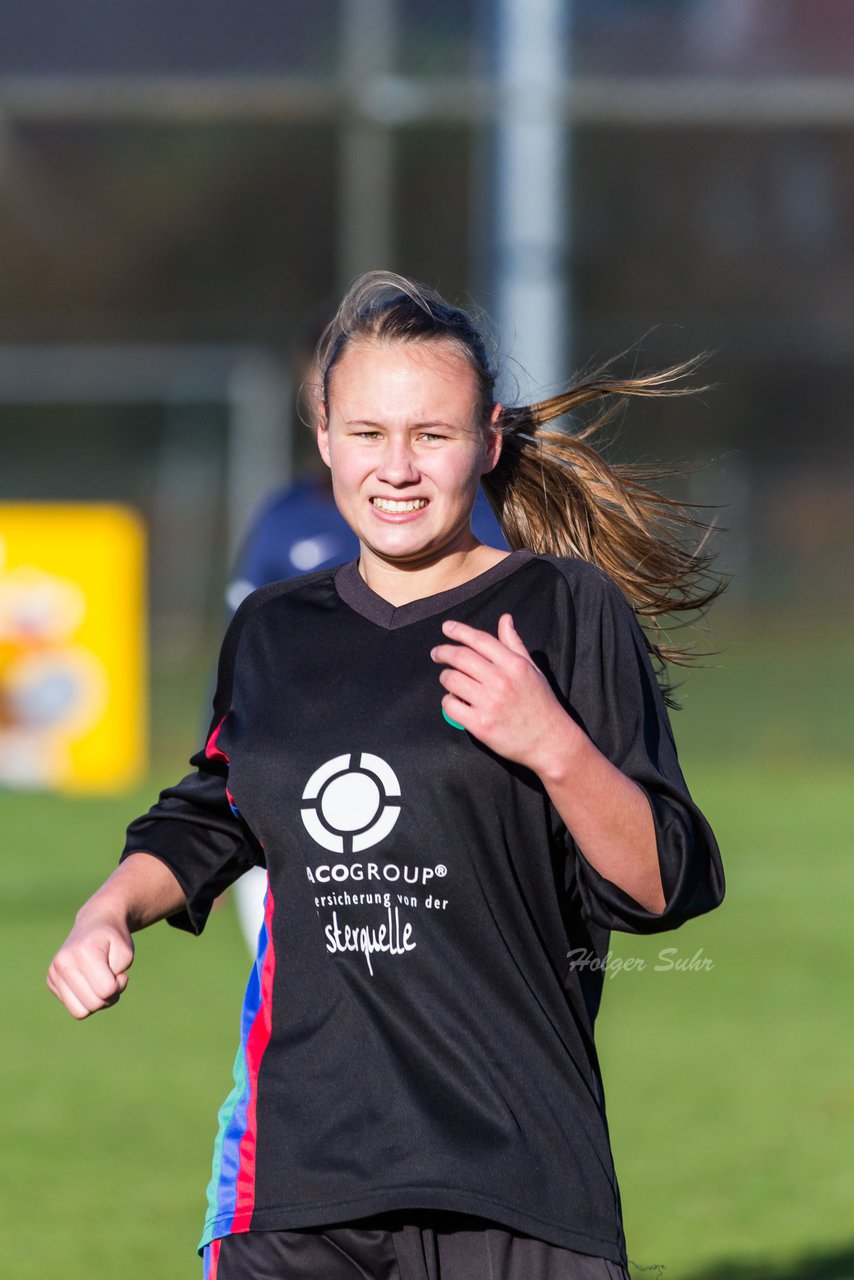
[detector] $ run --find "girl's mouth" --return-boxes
[370,497,429,515]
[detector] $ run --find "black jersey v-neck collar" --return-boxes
[334,548,536,630]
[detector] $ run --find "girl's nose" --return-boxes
[376,438,420,484]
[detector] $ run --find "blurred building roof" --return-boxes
[2,0,853,80]
[0,0,340,75]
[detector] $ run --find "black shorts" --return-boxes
[201,1208,630,1280]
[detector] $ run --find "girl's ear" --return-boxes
[482,402,504,475]
[316,403,332,468]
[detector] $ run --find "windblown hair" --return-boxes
[315,270,729,708]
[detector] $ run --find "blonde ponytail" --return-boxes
[318,272,729,707]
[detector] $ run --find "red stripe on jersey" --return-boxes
[203,1236,221,1279]
[205,716,229,764]
[231,882,277,1228]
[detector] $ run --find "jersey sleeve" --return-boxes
[562,563,725,935]
[119,593,265,936]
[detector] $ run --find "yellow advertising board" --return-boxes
[0,503,147,793]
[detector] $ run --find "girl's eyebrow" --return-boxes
[344,419,460,429]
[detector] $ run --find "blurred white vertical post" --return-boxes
[339,0,396,286]
[226,354,291,562]
[494,0,570,400]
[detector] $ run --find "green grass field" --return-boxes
[2,605,851,1279]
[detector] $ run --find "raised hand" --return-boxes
[430,613,581,773]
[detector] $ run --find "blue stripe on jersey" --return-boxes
[198,894,270,1247]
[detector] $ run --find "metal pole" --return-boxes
[338,0,396,287]
[493,0,570,401]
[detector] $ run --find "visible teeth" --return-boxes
[371,498,428,512]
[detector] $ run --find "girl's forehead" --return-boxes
[324,340,483,426]
[330,337,476,385]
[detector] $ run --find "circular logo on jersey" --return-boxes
[300,753,401,854]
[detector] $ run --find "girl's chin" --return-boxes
[358,528,478,566]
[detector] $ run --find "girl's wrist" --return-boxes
[74,888,132,933]
[530,710,590,786]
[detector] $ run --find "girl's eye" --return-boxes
[355,431,444,442]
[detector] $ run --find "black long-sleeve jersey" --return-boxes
[120,548,725,1265]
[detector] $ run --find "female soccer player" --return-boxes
[48,271,726,1279]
